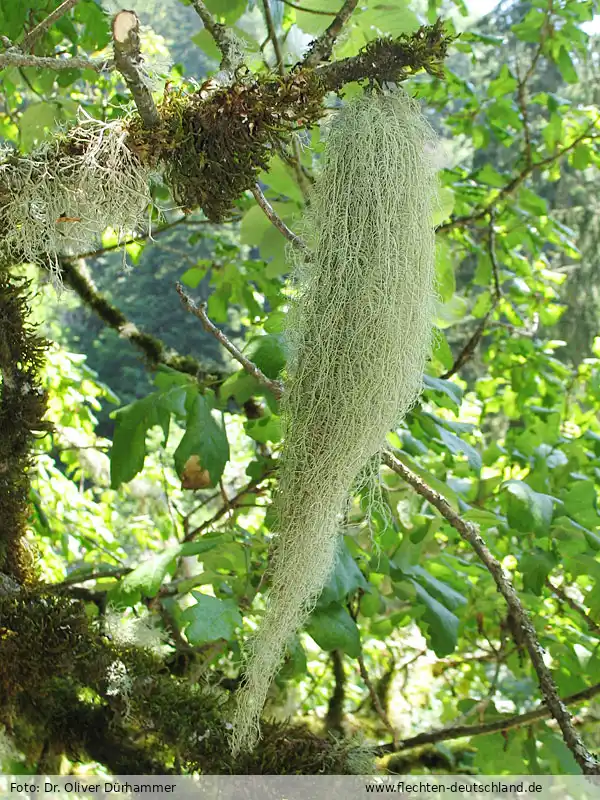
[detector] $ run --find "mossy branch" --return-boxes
[0,48,111,71]
[316,20,452,88]
[0,272,48,583]
[61,258,221,381]
[0,591,370,775]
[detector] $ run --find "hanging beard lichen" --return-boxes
[0,116,152,277]
[230,88,440,755]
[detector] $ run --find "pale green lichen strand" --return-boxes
[231,89,440,755]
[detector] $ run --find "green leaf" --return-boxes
[436,239,455,303]
[19,103,62,150]
[518,187,548,216]
[555,47,578,84]
[409,565,467,612]
[504,480,555,535]
[563,480,600,529]
[110,389,184,489]
[174,390,229,486]
[191,29,221,62]
[110,546,181,606]
[476,164,507,187]
[294,0,333,34]
[436,295,469,329]
[246,334,287,379]
[245,413,282,443]
[259,156,304,205]
[519,548,557,595]
[306,604,361,657]
[412,582,460,657]
[423,374,463,412]
[487,65,517,98]
[355,1,419,39]
[432,187,454,226]
[201,0,246,24]
[181,591,242,645]
[318,539,369,607]
[435,426,482,472]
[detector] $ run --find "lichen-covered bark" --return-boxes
[0,271,49,582]
[0,590,372,774]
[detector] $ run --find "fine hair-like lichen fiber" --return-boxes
[230,87,440,755]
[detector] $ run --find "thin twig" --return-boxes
[189,0,243,74]
[442,213,502,378]
[381,449,600,774]
[325,650,346,733]
[357,651,397,745]
[45,567,132,589]
[280,0,336,14]
[377,680,600,755]
[547,579,600,637]
[21,0,81,52]
[262,0,285,75]
[260,1,310,193]
[176,282,284,398]
[304,0,359,67]
[184,474,272,541]
[251,185,308,254]
[112,11,160,129]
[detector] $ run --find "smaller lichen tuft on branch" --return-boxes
[0,116,152,275]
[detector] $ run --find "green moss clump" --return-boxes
[0,594,108,710]
[127,71,326,222]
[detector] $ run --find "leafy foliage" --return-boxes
[1,0,600,778]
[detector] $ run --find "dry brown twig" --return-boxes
[176,283,284,399]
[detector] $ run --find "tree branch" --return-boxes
[325,650,346,734]
[60,258,218,381]
[183,473,272,542]
[381,449,600,775]
[377,681,600,755]
[21,0,81,53]
[176,283,284,398]
[438,120,600,234]
[262,0,285,75]
[70,217,214,261]
[251,184,308,254]
[0,49,110,71]
[188,0,243,74]
[304,0,359,67]
[112,11,160,129]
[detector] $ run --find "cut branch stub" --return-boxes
[112,10,160,129]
